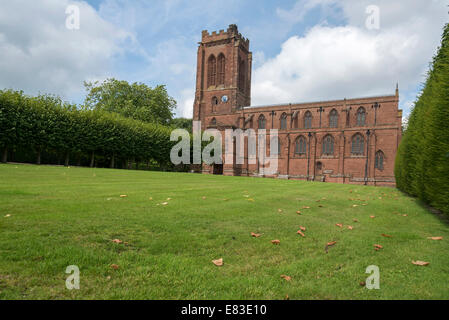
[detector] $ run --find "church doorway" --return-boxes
[213,164,223,175]
[315,161,324,182]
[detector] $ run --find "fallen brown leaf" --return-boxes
[302,206,311,209]
[299,226,306,232]
[412,260,429,266]
[111,239,123,244]
[296,211,302,215]
[336,223,343,228]
[348,226,353,230]
[381,234,393,238]
[110,264,119,270]
[251,232,262,238]
[120,195,128,198]
[370,215,375,219]
[374,244,383,251]
[353,218,359,223]
[327,241,337,246]
[427,236,443,240]
[212,258,223,266]
[280,275,292,281]
[297,230,305,237]
[271,240,281,245]
[278,209,283,213]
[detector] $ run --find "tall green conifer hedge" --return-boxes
[0,90,175,169]
[395,23,449,215]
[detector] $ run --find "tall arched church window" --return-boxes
[295,136,307,155]
[357,107,366,126]
[217,54,225,85]
[207,55,216,87]
[258,115,266,129]
[304,111,312,129]
[238,57,246,93]
[351,133,365,155]
[375,151,385,170]
[280,113,288,130]
[271,136,281,155]
[329,109,338,128]
[322,135,335,156]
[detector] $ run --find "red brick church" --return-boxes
[193,25,402,186]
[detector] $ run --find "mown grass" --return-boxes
[0,163,448,300]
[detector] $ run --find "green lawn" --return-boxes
[0,163,448,300]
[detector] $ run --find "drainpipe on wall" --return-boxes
[364,129,371,186]
[286,134,290,178]
[307,132,312,181]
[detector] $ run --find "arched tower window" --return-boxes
[329,109,338,128]
[258,115,266,129]
[375,151,385,170]
[304,111,312,129]
[295,136,307,155]
[322,135,335,156]
[212,97,218,113]
[280,113,288,130]
[217,54,225,86]
[356,107,366,126]
[238,57,246,93]
[351,133,365,155]
[207,55,216,87]
[292,111,299,129]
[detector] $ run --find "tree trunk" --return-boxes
[36,148,41,165]
[90,151,95,168]
[77,156,81,167]
[64,152,70,167]
[110,154,115,169]
[136,161,140,170]
[1,147,7,163]
[127,159,132,170]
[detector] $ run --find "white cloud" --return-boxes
[0,0,131,100]
[176,88,195,118]
[252,0,448,114]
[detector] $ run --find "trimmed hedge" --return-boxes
[0,90,175,169]
[395,23,449,215]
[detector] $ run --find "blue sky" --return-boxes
[0,0,447,119]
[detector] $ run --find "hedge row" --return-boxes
[0,90,176,169]
[395,23,449,215]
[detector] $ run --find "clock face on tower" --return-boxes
[221,95,228,103]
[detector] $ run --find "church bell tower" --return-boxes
[192,24,252,130]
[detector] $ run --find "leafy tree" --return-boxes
[83,78,176,125]
[170,118,193,132]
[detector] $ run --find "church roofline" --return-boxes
[243,93,398,110]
